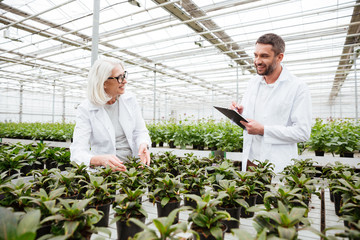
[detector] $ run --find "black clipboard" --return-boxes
[214,106,249,129]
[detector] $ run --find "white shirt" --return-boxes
[248,79,277,161]
[104,100,132,162]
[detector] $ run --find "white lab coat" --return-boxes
[241,66,312,173]
[70,92,151,166]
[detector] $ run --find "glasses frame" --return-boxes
[107,71,128,84]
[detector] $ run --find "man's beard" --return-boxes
[255,59,277,76]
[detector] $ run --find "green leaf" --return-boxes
[0,207,17,240]
[210,226,223,240]
[161,197,170,207]
[17,209,41,236]
[64,221,79,236]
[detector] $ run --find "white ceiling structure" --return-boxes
[0,0,359,122]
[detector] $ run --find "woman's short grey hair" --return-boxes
[87,57,124,105]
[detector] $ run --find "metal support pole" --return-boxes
[153,64,157,122]
[354,50,358,121]
[52,79,56,123]
[165,92,168,121]
[212,88,214,118]
[62,87,66,123]
[91,0,100,65]
[19,81,23,123]
[236,64,239,103]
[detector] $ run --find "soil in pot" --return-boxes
[156,199,181,223]
[192,223,227,240]
[116,216,146,240]
[240,195,257,218]
[218,206,241,232]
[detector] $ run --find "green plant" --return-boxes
[81,175,113,206]
[187,191,231,240]
[130,207,189,240]
[49,171,84,198]
[22,187,64,221]
[120,167,148,191]
[253,202,310,239]
[149,174,184,207]
[0,179,32,211]
[0,207,41,240]
[181,166,207,193]
[41,198,110,239]
[216,180,247,209]
[112,187,147,222]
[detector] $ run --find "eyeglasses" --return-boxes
[107,71,128,84]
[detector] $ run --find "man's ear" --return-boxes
[277,53,284,62]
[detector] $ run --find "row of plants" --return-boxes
[323,161,360,239]
[1,140,354,240]
[0,143,71,177]
[0,122,74,141]
[307,118,360,157]
[1,118,360,155]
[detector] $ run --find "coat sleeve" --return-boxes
[70,103,94,166]
[264,82,312,144]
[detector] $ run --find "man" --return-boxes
[231,33,312,173]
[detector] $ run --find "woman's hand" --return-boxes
[90,155,126,171]
[138,143,151,166]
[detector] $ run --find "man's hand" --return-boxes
[241,119,264,135]
[230,101,244,114]
[90,155,126,171]
[138,143,151,166]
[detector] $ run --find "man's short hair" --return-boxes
[256,33,285,56]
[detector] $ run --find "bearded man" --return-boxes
[231,33,312,173]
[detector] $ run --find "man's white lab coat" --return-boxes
[241,66,312,173]
[70,92,151,166]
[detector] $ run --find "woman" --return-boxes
[70,57,151,171]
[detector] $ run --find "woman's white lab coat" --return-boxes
[241,66,312,173]
[70,92,151,166]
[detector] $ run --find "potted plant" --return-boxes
[251,159,274,204]
[41,198,110,239]
[149,174,184,224]
[307,118,332,156]
[207,160,236,191]
[130,207,189,240]
[0,178,32,211]
[22,187,64,237]
[233,171,259,218]
[112,187,148,240]
[49,171,84,199]
[252,202,310,239]
[0,207,41,240]
[187,191,231,240]
[81,175,114,227]
[181,166,207,208]
[215,180,247,232]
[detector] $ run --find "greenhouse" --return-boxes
[0,0,360,240]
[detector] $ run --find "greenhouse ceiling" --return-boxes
[0,0,359,120]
